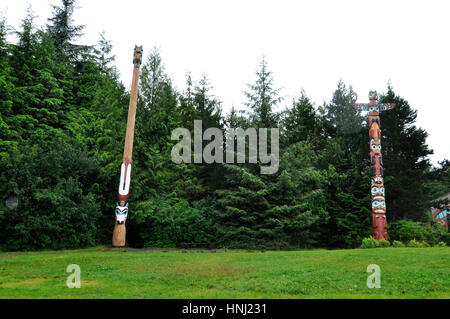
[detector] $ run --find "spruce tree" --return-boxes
[94,30,116,75]
[318,82,371,248]
[0,16,16,157]
[225,106,248,130]
[323,80,363,137]
[244,56,283,128]
[380,85,434,221]
[282,90,321,148]
[191,74,225,194]
[46,0,85,59]
[193,74,222,130]
[426,160,450,200]
[139,47,170,110]
[267,142,329,248]
[178,72,196,131]
[215,165,271,248]
[9,8,65,143]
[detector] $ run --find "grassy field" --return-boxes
[0,246,448,299]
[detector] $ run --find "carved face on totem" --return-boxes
[368,105,380,114]
[372,194,386,214]
[115,201,128,225]
[371,184,385,198]
[133,45,143,66]
[380,104,394,111]
[370,137,382,154]
[372,176,383,186]
[371,178,386,214]
[369,91,378,101]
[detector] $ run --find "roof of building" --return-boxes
[434,192,450,202]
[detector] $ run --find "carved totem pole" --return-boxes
[354,91,394,241]
[112,45,143,247]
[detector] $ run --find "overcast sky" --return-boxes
[2,0,449,165]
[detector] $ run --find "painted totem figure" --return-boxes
[354,91,394,241]
[112,45,143,247]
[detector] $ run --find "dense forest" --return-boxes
[0,1,449,251]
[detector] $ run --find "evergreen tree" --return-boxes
[0,16,17,157]
[281,90,321,148]
[130,49,202,246]
[215,164,271,248]
[426,160,450,200]
[191,74,225,193]
[46,0,89,113]
[65,68,129,243]
[139,47,170,110]
[216,142,329,249]
[322,80,363,137]
[9,8,66,144]
[46,0,85,59]
[380,85,434,221]
[425,160,450,215]
[94,30,116,75]
[244,57,283,128]
[0,138,102,251]
[267,142,329,248]
[193,74,222,130]
[318,82,371,248]
[178,72,196,130]
[225,106,248,130]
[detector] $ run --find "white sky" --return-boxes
[2,0,449,165]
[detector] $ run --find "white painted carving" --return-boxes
[118,163,131,196]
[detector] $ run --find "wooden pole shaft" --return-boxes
[112,224,126,247]
[123,63,141,160]
[112,46,142,248]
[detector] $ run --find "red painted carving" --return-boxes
[372,213,388,241]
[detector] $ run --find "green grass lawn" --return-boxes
[0,246,448,299]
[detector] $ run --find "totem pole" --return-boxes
[112,45,143,247]
[354,91,394,241]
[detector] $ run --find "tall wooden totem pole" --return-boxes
[354,91,394,241]
[112,45,143,247]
